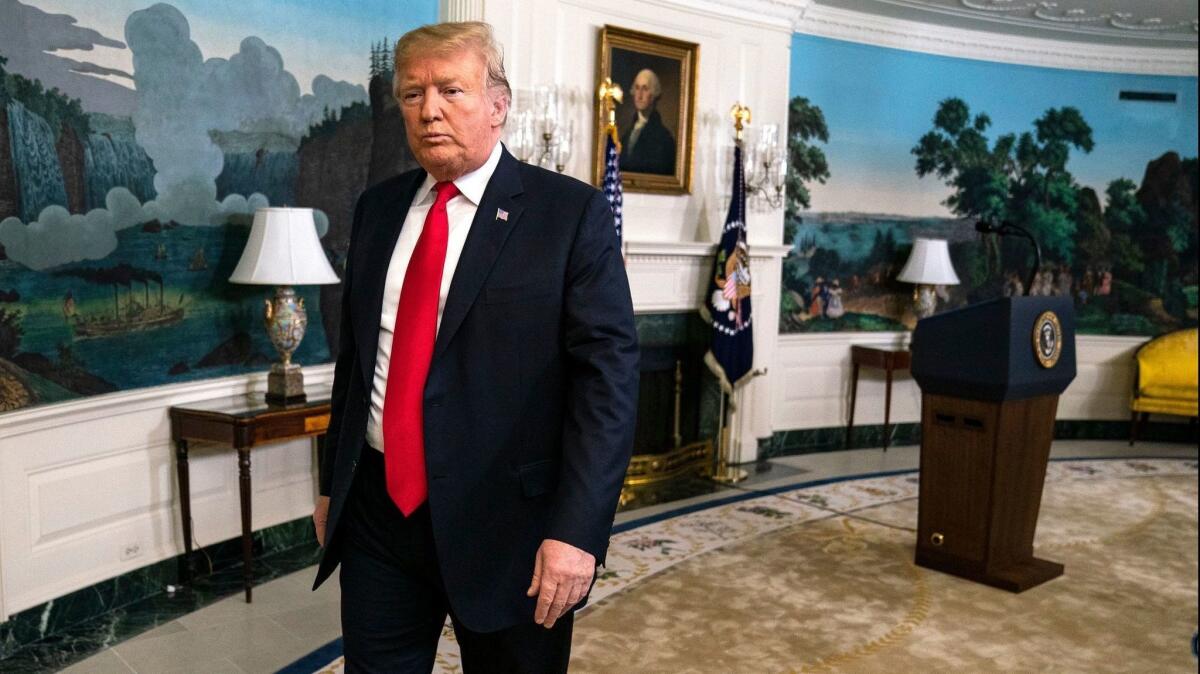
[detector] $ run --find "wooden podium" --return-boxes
[910,296,1076,592]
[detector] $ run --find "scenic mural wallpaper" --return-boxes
[781,34,1198,336]
[0,0,436,411]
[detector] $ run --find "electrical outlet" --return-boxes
[120,542,142,561]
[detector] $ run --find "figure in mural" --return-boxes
[61,289,76,319]
[1079,267,1095,305]
[619,68,676,174]
[809,276,826,317]
[1002,271,1024,298]
[1054,264,1073,298]
[825,278,845,319]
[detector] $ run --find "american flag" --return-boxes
[602,129,624,246]
[704,143,753,390]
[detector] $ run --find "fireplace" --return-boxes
[623,313,721,500]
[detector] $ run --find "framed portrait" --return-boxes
[594,25,698,195]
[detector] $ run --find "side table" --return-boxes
[168,383,331,602]
[846,346,911,452]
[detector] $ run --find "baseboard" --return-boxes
[760,418,1198,459]
[0,515,319,665]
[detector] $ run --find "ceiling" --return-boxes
[812,0,1198,47]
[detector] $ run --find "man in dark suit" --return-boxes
[310,21,639,673]
[618,68,676,175]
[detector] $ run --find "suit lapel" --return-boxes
[356,170,426,393]
[433,149,525,361]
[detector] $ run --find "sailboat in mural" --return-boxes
[54,263,186,339]
[188,246,208,271]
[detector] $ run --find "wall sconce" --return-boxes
[509,85,573,173]
[716,105,785,211]
[745,123,787,210]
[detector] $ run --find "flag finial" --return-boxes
[730,103,752,143]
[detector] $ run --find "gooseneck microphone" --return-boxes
[976,219,1042,296]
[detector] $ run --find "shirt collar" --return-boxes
[413,140,504,207]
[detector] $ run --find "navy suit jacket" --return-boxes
[311,147,639,632]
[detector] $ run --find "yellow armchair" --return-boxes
[1130,327,1198,445]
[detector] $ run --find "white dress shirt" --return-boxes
[365,141,504,452]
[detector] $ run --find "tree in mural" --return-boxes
[912,98,1094,278]
[783,96,830,243]
[911,98,1198,334]
[779,96,831,322]
[1008,106,1093,265]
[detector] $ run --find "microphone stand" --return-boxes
[977,220,1042,297]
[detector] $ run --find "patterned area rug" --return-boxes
[294,458,1198,673]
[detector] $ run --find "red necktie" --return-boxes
[382,180,459,516]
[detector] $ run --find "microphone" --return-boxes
[973,219,1041,297]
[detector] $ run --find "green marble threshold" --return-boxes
[758,418,1197,459]
[0,516,321,673]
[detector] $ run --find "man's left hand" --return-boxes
[526,539,595,628]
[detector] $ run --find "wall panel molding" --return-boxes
[0,363,333,618]
[771,331,1150,437]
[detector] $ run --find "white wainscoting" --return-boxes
[772,332,1148,434]
[0,365,333,621]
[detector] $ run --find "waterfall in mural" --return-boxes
[6,101,69,223]
[83,130,157,211]
[216,151,298,206]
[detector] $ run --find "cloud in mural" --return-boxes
[123,3,366,227]
[0,206,118,272]
[0,186,318,270]
[0,0,137,115]
[0,3,340,268]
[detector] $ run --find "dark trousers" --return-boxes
[339,444,573,673]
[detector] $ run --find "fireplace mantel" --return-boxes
[624,240,791,314]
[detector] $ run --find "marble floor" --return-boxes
[46,440,1200,673]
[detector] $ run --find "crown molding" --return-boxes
[638,0,813,33]
[796,4,1198,75]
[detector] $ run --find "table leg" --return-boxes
[174,439,194,585]
[237,447,253,603]
[883,369,894,452]
[846,363,860,450]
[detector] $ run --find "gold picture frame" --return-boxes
[593,25,698,195]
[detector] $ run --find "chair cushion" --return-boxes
[1136,328,1198,395]
[1140,384,1199,400]
[1132,396,1199,417]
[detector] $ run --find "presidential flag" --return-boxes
[601,126,624,245]
[704,144,753,391]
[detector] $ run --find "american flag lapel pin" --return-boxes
[496,208,509,222]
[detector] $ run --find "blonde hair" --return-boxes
[393,21,512,115]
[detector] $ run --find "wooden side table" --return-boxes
[168,383,331,602]
[846,346,911,452]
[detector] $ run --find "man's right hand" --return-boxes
[313,495,331,547]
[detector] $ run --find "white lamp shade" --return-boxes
[229,208,340,285]
[896,238,960,285]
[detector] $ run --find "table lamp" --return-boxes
[229,207,340,404]
[897,238,960,319]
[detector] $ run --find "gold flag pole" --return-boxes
[598,77,624,150]
[730,102,751,146]
[711,102,752,486]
